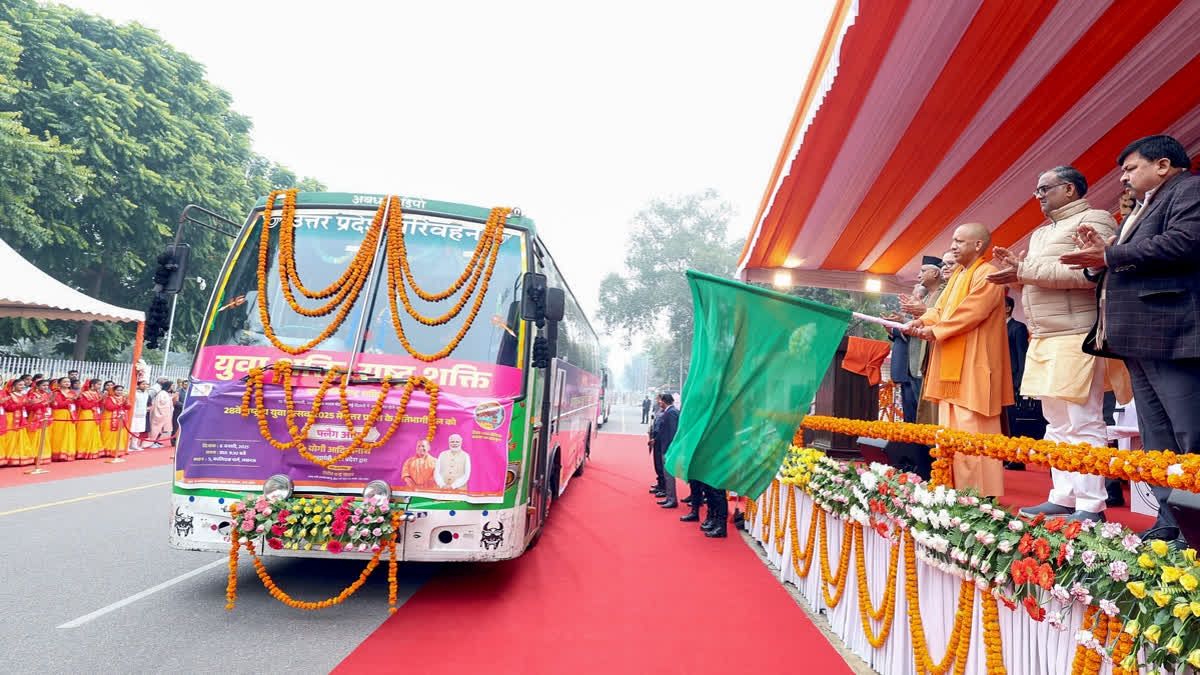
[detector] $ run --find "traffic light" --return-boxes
[153,244,191,294]
[144,292,172,349]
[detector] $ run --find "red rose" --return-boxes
[331,520,347,536]
[277,509,291,522]
[1033,538,1052,563]
[1063,521,1082,540]
[267,537,283,550]
[270,524,286,536]
[1023,595,1046,621]
[326,540,344,554]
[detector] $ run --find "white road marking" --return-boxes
[58,558,226,628]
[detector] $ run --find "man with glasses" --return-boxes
[988,166,1125,522]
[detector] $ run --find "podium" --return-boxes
[803,336,879,458]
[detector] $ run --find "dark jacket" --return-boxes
[1007,319,1028,391]
[642,398,652,413]
[887,328,912,384]
[1084,172,1200,360]
[655,406,679,454]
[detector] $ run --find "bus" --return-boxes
[169,192,603,561]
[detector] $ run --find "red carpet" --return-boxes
[337,433,851,675]
[0,445,174,488]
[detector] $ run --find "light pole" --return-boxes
[162,276,206,368]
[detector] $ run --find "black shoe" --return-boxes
[653,490,666,498]
[1106,495,1126,508]
[705,526,727,538]
[682,495,695,506]
[701,518,717,531]
[1003,462,1026,471]
[649,486,660,493]
[680,511,700,522]
[1139,524,1180,542]
[659,500,678,508]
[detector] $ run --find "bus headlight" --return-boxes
[263,474,293,501]
[363,480,391,506]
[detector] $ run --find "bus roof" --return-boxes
[251,192,538,234]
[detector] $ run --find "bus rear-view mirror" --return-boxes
[521,273,548,322]
[544,288,565,323]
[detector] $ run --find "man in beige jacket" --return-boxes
[986,166,1127,521]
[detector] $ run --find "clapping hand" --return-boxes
[898,294,927,317]
[985,247,1022,285]
[1061,225,1115,270]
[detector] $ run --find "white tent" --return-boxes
[0,237,144,323]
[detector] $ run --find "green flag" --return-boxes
[664,271,851,499]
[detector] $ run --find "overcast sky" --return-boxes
[63,0,835,379]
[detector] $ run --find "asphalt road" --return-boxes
[0,464,436,674]
[599,403,652,435]
[0,404,651,673]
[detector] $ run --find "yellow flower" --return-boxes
[1166,636,1184,655]
[284,528,293,537]
[1181,573,1198,592]
[1121,655,1139,671]
[1188,649,1200,669]
[297,498,307,505]
[1174,603,1193,620]
[304,507,312,514]
[313,506,323,514]
[323,526,331,535]
[1191,601,1200,617]
[1138,553,1157,569]
[304,542,312,550]
[309,527,318,537]
[1127,582,1147,599]
[1151,539,1170,556]
[1161,566,1183,583]
[1124,619,1141,634]
[1152,591,1172,608]
[1184,548,1197,563]
[325,514,333,523]
[1143,624,1162,643]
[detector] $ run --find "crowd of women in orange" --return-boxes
[0,373,137,467]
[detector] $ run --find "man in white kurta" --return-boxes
[435,434,472,490]
[987,167,1129,521]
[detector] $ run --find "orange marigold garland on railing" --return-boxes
[981,590,1005,675]
[775,482,791,555]
[855,523,900,648]
[818,509,853,608]
[905,530,975,675]
[790,497,819,579]
[799,415,1200,492]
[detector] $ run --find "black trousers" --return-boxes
[641,408,650,423]
[1126,357,1200,530]
[652,441,666,489]
[686,479,706,506]
[898,379,920,423]
[703,484,727,523]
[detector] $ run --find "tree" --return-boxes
[0,2,323,360]
[776,286,900,341]
[597,189,743,384]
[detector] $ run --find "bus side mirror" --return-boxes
[521,273,548,323]
[545,288,565,322]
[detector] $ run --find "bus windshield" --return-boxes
[200,208,526,367]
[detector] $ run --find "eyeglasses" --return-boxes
[1033,183,1069,197]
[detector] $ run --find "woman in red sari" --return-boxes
[100,384,130,459]
[75,379,104,460]
[0,381,11,466]
[49,377,78,461]
[2,379,33,466]
[24,379,53,463]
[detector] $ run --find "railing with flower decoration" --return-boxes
[798,415,1200,493]
[746,444,1200,675]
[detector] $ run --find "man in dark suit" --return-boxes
[654,393,681,508]
[641,396,651,424]
[1003,296,1034,470]
[1062,134,1200,547]
[649,395,666,496]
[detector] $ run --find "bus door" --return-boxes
[549,365,567,490]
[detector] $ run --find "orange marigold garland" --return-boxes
[855,523,900,648]
[385,203,513,361]
[790,492,819,579]
[226,504,242,610]
[981,590,1005,675]
[388,511,401,613]
[818,509,853,608]
[905,530,975,675]
[775,482,791,555]
[241,361,439,469]
[799,415,1200,491]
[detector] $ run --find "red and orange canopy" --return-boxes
[739,0,1200,293]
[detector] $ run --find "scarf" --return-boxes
[936,256,985,392]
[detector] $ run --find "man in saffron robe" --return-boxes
[905,223,1013,496]
[402,439,437,488]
